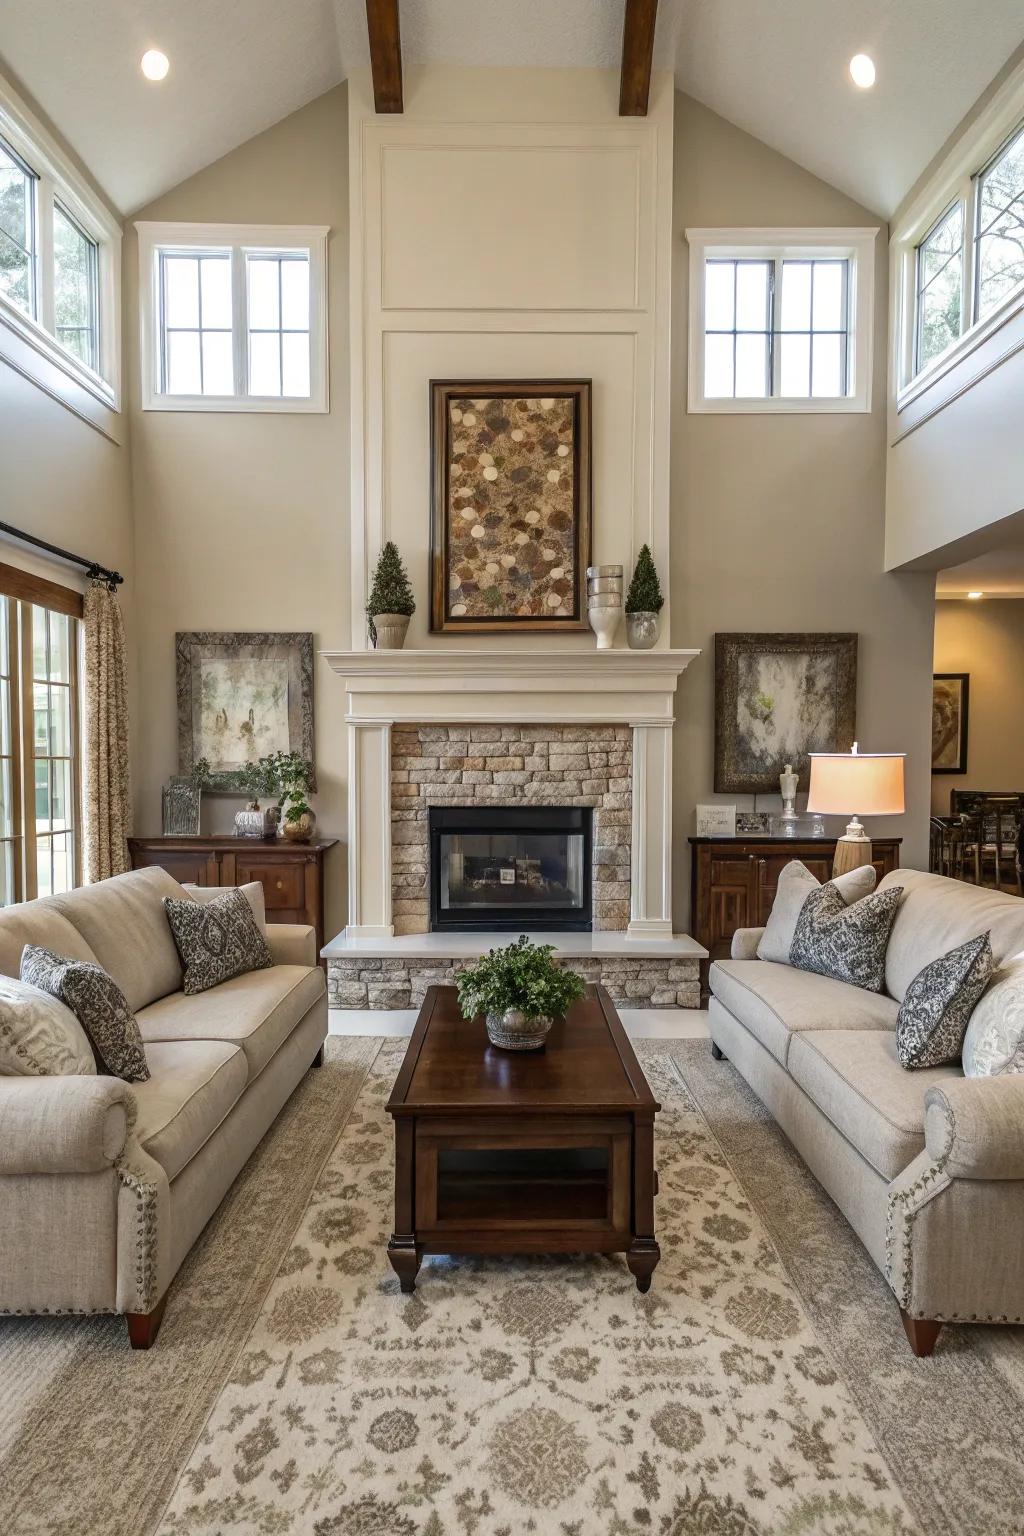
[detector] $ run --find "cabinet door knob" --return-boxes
[275,879,284,890]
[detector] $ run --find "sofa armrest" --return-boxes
[0,1075,132,1175]
[730,927,765,960]
[267,922,317,968]
[924,1077,1024,1179]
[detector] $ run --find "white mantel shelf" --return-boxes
[321,648,701,725]
[324,646,701,941]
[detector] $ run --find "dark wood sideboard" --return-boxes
[689,835,902,997]
[128,836,338,960]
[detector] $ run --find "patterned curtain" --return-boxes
[83,581,132,882]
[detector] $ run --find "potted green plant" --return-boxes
[235,757,282,839]
[456,935,586,1051]
[367,541,415,649]
[624,544,664,650]
[265,751,316,843]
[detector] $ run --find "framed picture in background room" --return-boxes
[932,672,970,774]
[429,379,592,634]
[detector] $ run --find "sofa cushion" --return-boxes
[137,964,325,1082]
[164,889,274,995]
[0,901,99,981]
[879,868,1024,1004]
[757,859,877,965]
[788,1030,961,1180]
[133,1040,247,1180]
[51,867,188,1012]
[21,946,150,1083]
[790,882,903,993]
[896,933,993,1070]
[709,958,898,1067]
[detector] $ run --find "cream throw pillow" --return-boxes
[962,951,1024,1077]
[757,859,878,965]
[0,974,97,1076]
[182,882,267,935]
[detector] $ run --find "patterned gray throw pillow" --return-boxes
[20,945,149,1082]
[896,933,994,1070]
[164,888,274,996]
[790,882,903,993]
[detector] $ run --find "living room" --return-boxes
[2,4,1024,1533]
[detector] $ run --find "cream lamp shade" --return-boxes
[807,743,905,876]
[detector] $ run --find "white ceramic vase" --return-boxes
[589,601,622,649]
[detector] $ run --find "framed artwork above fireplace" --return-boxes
[429,379,592,634]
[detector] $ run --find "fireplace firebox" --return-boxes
[429,806,592,931]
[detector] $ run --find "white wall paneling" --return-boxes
[348,66,674,650]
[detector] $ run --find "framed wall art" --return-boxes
[429,379,592,633]
[715,633,858,793]
[176,631,315,792]
[932,673,969,774]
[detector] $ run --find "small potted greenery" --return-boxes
[235,757,282,839]
[367,541,415,649]
[457,935,586,1051]
[624,544,664,650]
[264,750,316,842]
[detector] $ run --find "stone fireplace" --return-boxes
[322,649,704,1008]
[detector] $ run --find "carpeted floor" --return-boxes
[1,1037,1023,1536]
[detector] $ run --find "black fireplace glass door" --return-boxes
[440,831,585,914]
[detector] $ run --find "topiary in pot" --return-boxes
[624,544,664,649]
[456,935,586,1051]
[367,541,416,649]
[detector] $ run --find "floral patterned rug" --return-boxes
[152,1041,919,1536]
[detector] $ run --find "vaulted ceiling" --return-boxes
[2,0,1022,216]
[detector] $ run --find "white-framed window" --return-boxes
[685,228,877,414]
[893,59,1024,412]
[135,223,329,412]
[0,73,121,417]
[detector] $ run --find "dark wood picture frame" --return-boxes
[932,672,969,774]
[429,379,592,634]
[715,632,858,793]
[176,631,315,793]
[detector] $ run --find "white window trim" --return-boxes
[135,221,329,413]
[892,54,1024,422]
[685,227,877,415]
[0,72,121,421]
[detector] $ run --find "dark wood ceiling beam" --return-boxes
[366,0,403,114]
[619,0,658,116]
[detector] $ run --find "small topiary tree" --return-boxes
[367,541,415,645]
[625,544,664,614]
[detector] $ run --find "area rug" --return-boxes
[669,1038,1024,1536]
[0,1037,380,1536]
[3,1037,1023,1536]
[151,1040,919,1536]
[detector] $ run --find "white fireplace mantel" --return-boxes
[322,649,700,940]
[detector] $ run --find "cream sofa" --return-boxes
[0,866,327,1347]
[709,868,1024,1357]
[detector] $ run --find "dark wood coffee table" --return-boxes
[385,984,661,1292]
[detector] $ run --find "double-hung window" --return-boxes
[0,73,120,413]
[686,229,876,413]
[0,566,83,907]
[137,223,328,412]
[895,66,1024,405]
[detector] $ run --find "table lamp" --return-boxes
[806,743,905,877]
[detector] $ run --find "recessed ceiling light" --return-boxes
[967,590,984,599]
[141,49,170,82]
[849,54,876,89]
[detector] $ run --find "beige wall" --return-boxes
[670,94,936,925]
[126,86,350,936]
[932,600,1024,813]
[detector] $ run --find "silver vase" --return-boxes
[626,611,659,649]
[485,1009,552,1051]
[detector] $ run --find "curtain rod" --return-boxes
[0,520,123,588]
